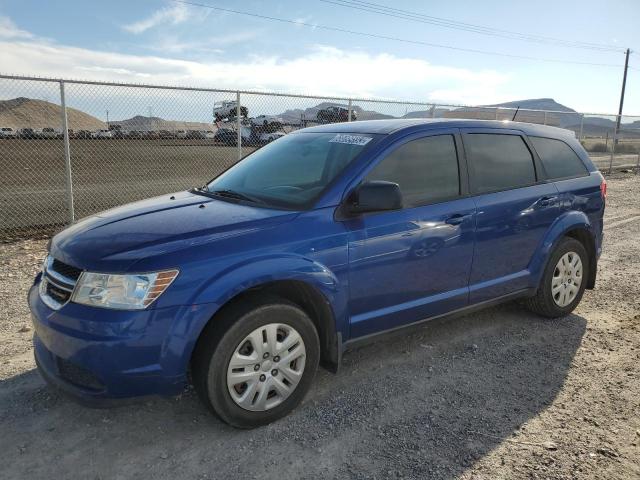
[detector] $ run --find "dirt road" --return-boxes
[1,175,639,479]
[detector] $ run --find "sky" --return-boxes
[0,0,639,118]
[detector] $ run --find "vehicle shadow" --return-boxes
[0,303,586,480]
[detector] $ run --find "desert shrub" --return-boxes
[614,143,639,154]
[585,142,609,153]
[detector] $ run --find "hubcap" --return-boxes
[226,323,306,412]
[552,251,583,307]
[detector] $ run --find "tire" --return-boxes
[525,237,589,318]
[192,295,320,429]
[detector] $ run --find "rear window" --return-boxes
[465,134,536,193]
[530,137,588,179]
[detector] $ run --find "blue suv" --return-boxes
[29,119,605,428]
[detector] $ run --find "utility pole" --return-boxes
[614,48,630,143]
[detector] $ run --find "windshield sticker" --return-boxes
[329,134,372,146]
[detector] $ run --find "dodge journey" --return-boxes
[29,119,605,428]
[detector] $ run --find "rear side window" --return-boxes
[530,136,588,179]
[365,135,460,207]
[465,134,536,193]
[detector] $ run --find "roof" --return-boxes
[296,118,575,138]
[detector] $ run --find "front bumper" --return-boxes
[28,283,214,402]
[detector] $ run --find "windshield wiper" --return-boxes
[211,189,266,205]
[192,186,265,205]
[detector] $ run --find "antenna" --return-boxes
[511,106,520,121]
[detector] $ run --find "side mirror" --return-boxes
[346,181,403,215]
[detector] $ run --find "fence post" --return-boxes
[635,153,639,175]
[59,81,75,224]
[430,105,436,118]
[495,108,499,120]
[348,99,353,122]
[543,111,548,125]
[608,133,616,174]
[579,114,584,141]
[236,91,242,161]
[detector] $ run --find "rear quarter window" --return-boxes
[530,137,588,179]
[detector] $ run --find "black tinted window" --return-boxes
[530,137,588,179]
[365,135,460,207]
[465,134,536,193]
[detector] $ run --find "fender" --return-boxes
[194,253,342,306]
[528,210,595,289]
[162,254,346,377]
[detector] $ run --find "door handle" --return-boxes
[538,196,557,207]
[445,213,471,225]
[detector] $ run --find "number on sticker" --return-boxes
[329,134,372,146]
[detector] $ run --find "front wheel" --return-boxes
[192,296,320,428]
[525,237,589,318]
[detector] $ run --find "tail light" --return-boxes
[600,177,607,200]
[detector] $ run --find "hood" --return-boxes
[50,190,297,272]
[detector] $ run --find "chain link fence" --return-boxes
[1,74,639,239]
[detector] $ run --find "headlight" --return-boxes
[72,270,179,310]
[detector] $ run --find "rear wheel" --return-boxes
[525,237,588,318]
[192,296,320,428]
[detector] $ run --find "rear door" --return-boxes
[462,129,560,303]
[346,130,476,338]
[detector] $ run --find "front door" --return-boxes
[346,131,476,338]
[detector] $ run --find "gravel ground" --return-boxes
[1,174,639,480]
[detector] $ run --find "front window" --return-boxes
[365,134,460,207]
[206,132,379,209]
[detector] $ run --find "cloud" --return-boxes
[0,18,512,106]
[0,16,34,39]
[213,31,262,47]
[122,3,192,34]
[292,16,316,29]
[0,39,511,105]
[140,29,261,58]
[145,36,224,55]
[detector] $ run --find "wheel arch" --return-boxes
[228,280,341,372]
[188,279,342,376]
[563,227,597,289]
[530,211,597,290]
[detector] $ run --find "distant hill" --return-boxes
[0,97,106,130]
[111,115,214,132]
[442,98,580,127]
[487,98,576,113]
[401,107,449,119]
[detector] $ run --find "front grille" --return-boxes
[46,280,72,304]
[56,357,104,391]
[39,256,82,310]
[51,259,82,281]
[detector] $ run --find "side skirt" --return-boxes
[342,288,535,353]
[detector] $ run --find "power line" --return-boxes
[319,0,626,53]
[170,0,623,67]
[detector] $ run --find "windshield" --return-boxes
[206,132,379,209]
